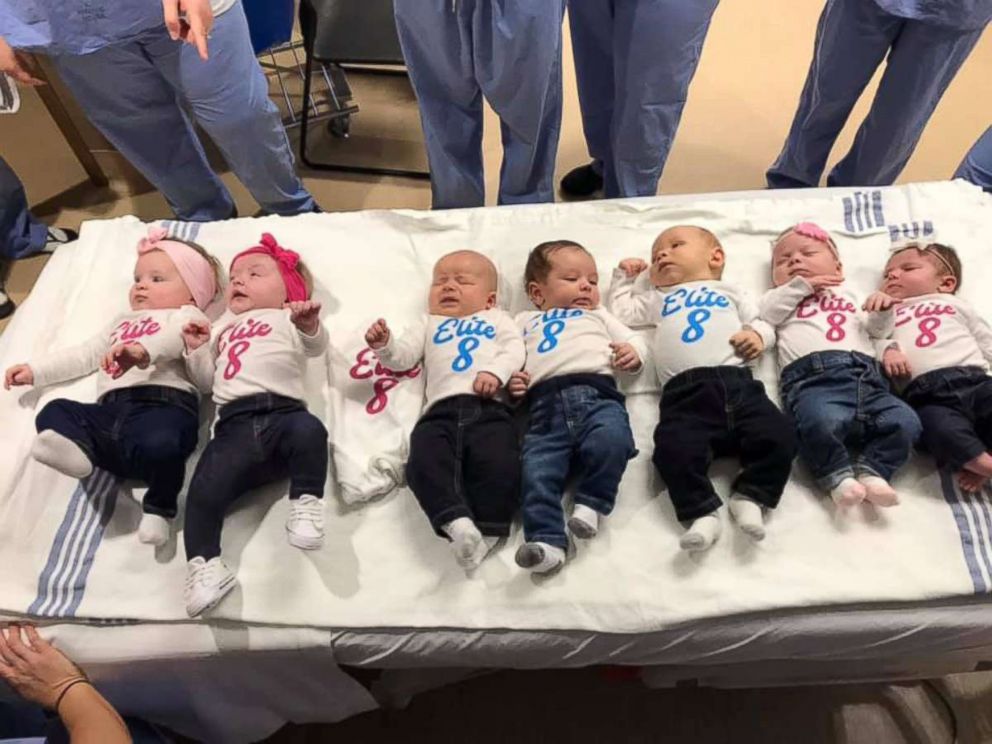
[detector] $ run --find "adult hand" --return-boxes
[0,37,44,87]
[163,0,214,61]
[0,624,86,710]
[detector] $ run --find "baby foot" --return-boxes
[514,542,565,574]
[463,536,500,572]
[957,470,988,494]
[138,513,170,547]
[830,477,866,508]
[567,504,600,539]
[857,475,899,507]
[728,495,765,541]
[680,513,722,553]
[31,431,94,480]
[442,517,483,569]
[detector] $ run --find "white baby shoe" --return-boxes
[286,494,325,550]
[184,556,236,618]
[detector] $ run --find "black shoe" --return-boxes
[560,163,604,197]
[43,226,79,253]
[0,289,14,320]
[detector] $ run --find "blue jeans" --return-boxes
[0,156,48,259]
[521,374,636,549]
[780,351,921,490]
[35,386,199,518]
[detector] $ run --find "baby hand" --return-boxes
[862,291,901,313]
[882,346,912,379]
[618,258,648,278]
[729,329,764,361]
[610,342,642,371]
[803,274,843,293]
[473,371,501,398]
[287,300,322,335]
[102,343,150,379]
[4,364,34,390]
[508,370,530,400]
[365,318,390,350]
[182,320,211,352]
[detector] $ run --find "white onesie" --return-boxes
[30,305,210,397]
[515,306,646,386]
[607,271,774,387]
[758,278,893,368]
[888,294,992,381]
[375,309,524,412]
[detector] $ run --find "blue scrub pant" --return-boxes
[767,0,985,189]
[0,156,47,259]
[567,0,719,198]
[393,0,566,209]
[955,126,992,193]
[51,0,315,221]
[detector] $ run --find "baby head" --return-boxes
[428,250,498,317]
[227,234,313,314]
[883,241,960,299]
[771,222,841,287]
[131,227,221,311]
[525,240,599,310]
[650,226,724,287]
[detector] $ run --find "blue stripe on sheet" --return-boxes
[940,468,992,594]
[28,470,118,617]
[843,196,855,232]
[888,221,936,243]
[159,221,201,243]
[871,190,884,227]
[842,190,885,232]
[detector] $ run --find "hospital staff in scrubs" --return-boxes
[393,0,566,209]
[560,0,720,199]
[955,126,992,193]
[0,0,316,221]
[767,0,992,189]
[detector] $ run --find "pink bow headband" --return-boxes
[137,227,218,310]
[230,233,309,302]
[772,221,839,258]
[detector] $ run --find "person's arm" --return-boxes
[287,301,329,358]
[28,327,111,388]
[371,317,427,371]
[735,289,776,350]
[757,277,815,327]
[961,301,992,364]
[479,313,526,386]
[0,37,44,86]
[162,0,214,60]
[606,269,658,328]
[0,623,131,744]
[600,309,645,373]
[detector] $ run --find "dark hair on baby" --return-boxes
[896,242,962,293]
[524,240,591,288]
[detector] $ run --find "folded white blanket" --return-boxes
[1,181,990,632]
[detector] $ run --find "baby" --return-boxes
[758,222,921,508]
[874,241,992,493]
[3,226,219,547]
[181,234,328,618]
[509,241,643,574]
[610,225,795,552]
[365,250,524,572]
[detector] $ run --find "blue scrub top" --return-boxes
[873,0,992,29]
[0,0,164,54]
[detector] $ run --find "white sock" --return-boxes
[463,535,500,572]
[830,477,866,507]
[680,513,722,553]
[857,475,899,507]
[31,431,93,479]
[729,495,765,541]
[514,542,566,574]
[567,504,600,539]
[138,513,170,547]
[441,517,483,568]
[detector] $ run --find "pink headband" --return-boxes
[231,233,308,303]
[773,221,839,258]
[137,226,218,310]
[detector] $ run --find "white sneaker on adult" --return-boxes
[138,513,170,546]
[184,556,236,618]
[286,494,325,550]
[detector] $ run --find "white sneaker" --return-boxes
[138,513,170,546]
[286,494,325,550]
[184,557,236,618]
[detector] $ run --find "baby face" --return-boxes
[771,232,842,286]
[227,254,287,314]
[428,251,497,317]
[529,247,600,310]
[883,248,956,299]
[130,250,195,310]
[650,226,723,287]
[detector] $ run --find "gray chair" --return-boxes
[298,0,429,179]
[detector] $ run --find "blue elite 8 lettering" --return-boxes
[527,308,583,354]
[661,286,729,344]
[433,316,497,372]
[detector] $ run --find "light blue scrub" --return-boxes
[1,0,315,220]
[567,0,719,198]
[0,156,47,260]
[767,0,990,189]
[955,126,992,193]
[393,0,566,210]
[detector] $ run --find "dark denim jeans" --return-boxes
[904,365,992,471]
[406,394,520,538]
[652,366,796,523]
[35,385,199,518]
[780,351,921,489]
[184,393,328,560]
[521,374,636,549]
